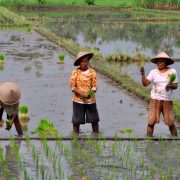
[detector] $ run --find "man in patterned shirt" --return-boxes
[70,51,100,135]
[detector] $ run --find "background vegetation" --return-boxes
[0,0,179,9]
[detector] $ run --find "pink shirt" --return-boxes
[147,68,178,101]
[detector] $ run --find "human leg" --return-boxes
[72,102,85,134]
[14,115,23,135]
[147,124,154,137]
[85,103,100,133]
[162,101,177,136]
[169,125,178,136]
[91,122,99,133]
[147,99,161,137]
[73,124,80,134]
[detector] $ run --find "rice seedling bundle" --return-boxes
[19,105,30,126]
[87,90,95,98]
[57,54,65,64]
[169,73,176,84]
[35,118,59,135]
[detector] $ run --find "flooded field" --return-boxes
[0,138,179,179]
[16,11,180,58]
[0,9,179,180]
[0,30,179,138]
[15,11,180,100]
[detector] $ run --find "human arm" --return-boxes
[140,67,151,87]
[166,83,178,91]
[70,70,88,98]
[91,69,97,92]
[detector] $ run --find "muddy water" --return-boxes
[0,30,178,137]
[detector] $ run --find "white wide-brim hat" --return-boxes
[74,51,94,66]
[150,52,174,65]
[0,82,21,105]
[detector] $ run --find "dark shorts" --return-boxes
[72,101,100,124]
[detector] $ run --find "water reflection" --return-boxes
[5,141,21,180]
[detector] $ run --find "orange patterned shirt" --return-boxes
[70,68,97,104]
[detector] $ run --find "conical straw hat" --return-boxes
[74,51,94,66]
[150,52,174,65]
[0,82,21,105]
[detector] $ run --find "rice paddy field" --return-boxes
[0,5,180,180]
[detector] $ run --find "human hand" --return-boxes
[166,83,173,91]
[140,67,145,75]
[79,91,88,98]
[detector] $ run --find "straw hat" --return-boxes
[150,52,174,65]
[74,51,94,66]
[0,82,21,105]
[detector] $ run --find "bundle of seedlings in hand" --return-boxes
[57,54,65,64]
[0,54,5,64]
[87,90,95,98]
[19,105,30,126]
[168,73,176,84]
[35,118,59,136]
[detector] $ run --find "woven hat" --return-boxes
[74,51,94,66]
[0,82,21,105]
[150,52,174,65]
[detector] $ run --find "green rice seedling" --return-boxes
[168,73,176,84]
[35,118,59,136]
[57,54,65,64]
[19,105,30,127]
[35,155,39,167]
[0,54,5,63]
[119,129,133,134]
[87,90,95,98]
[24,168,28,180]
[68,175,73,180]
[40,164,45,179]
[58,160,63,178]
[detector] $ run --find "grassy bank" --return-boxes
[0,0,179,9]
[0,6,30,25]
[0,0,132,7]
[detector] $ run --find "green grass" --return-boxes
[0,0,132,7]
[0,0,179,9]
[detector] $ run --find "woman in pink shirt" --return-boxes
[140,52,178,137]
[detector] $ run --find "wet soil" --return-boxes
[0,30,179,138]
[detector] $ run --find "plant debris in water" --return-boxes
[35,119,59,136]
[119,129,133,133]
[58,54,65,62]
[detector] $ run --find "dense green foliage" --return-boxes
[133,0,180,9]
[0,0,179,9]
[35,119,59,136]
[20,105,29,114]
[0,0,131,7]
